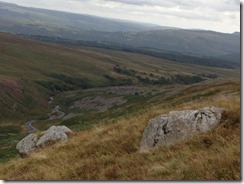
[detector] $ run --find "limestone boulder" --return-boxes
[36,126,72,148]
[16,133,38,157]
[140,107,224,151]
[16,126,72,156]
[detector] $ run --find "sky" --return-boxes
[0,0,241,33]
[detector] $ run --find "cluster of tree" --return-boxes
[113,65,206,85]
[135,75,205,85]
[49,74,90,89]
[104,74,133,86]
[197,73,218,79]
[170,75,206,84]
[36,74,91,93]
[113,66,136,77]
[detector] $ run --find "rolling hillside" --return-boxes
[0,32,240,121]
[0,2,240,60]
[0,32,240,165]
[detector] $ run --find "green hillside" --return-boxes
[0,32,239,119]
[0,32,240,166]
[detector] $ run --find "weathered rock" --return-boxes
[16,126,72,156]
[36,126,72,148]
[16,133,38,157]
[140,107,224,151]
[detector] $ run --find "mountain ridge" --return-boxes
[0,1,170,32]
[0,1,240,60]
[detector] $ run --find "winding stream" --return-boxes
[25,97,65,133]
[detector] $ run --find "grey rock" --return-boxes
[16,133,38,157]
[36,126,72,148]
[16,126,72,156]
[140,107,224,151]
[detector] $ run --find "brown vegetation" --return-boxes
[0,80,240,180]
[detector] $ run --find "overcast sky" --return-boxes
[0,0,240,33]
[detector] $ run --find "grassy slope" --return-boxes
[0,33,240,179]
[0,32,239,82]
[0,32,239,122]
[0,80,240,180]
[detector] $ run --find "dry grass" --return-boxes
[0,81,240,180]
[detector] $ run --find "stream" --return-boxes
[25,97,66,133]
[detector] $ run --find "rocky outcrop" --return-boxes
[16,126,72,157]
[36,126,72,147]
[16,133,38,157]
[140,107,224,151]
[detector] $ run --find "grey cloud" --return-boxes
[102,0,239,11]
[102,0,158,6]
[227,0,240,5]
[103,0,151,5]
[102,0,193,8]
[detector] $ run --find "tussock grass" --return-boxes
[0,81,240,180]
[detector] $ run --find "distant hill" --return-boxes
[51,29,239,58]
[0,2,240,63]
[0,1,170,33]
